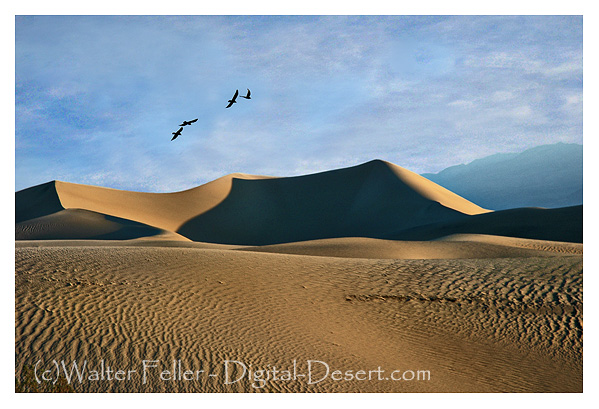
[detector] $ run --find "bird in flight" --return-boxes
[226,89,239,108]
[179,118,198,127]
[240,89,251,100]
[171,127,183,141]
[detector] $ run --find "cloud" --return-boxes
[15,16,582,191]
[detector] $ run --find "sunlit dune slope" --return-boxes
[239,236,581,259]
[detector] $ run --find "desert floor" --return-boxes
[15,236,582,392]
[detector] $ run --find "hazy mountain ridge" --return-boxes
[422,143,582,210]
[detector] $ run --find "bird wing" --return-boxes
[232,89,239,99]
[190,118,198,123]
[225,101,234,108]
[171,134,178,141]
[247,88,251,97]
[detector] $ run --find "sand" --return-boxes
[15,209,190,241]
[15,238,582,392]
[16,161,581,245]
[240,236,582,259]
[16,160,493,245]
[14,160,583,392]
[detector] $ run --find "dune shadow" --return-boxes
[389,205,583,243]
[15,209,168,241]
[15,181,64,223]
[177,162,471,245]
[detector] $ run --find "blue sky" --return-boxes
[15,15,583,192]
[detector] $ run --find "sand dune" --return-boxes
[15,235,580,259]
[19,173,271,233]
[16,160,491,244]
[14,160,583,392]
[436,234,583,255]
[240,236,581,259]
[390,205,582,243]
[15,243,582,392]
[15,209,189,241]
[16,160,582,245]
[15,178,64,223]
[15,239,239,250]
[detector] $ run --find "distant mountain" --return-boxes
[421,143,582,210]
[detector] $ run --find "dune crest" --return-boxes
[15,160,583,245]
[379,160,490,215]
[54,173,273,233]
[17,160,492,244]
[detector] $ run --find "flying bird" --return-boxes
[226,89,239,108]
[240,88,251,99]
[171,127,183,141]
[179,118,198,126]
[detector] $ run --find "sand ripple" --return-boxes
[15,246,582,392]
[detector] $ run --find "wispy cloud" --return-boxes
[15,15,582,191]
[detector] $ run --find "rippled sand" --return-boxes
[15,242,582,392]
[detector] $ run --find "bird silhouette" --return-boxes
[240,88,251,99]
[226,89,239,108]
[171,127,183,141]
[179,118,198,126]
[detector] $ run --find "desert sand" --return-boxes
[16,160,493,244]
[15,160,582,392]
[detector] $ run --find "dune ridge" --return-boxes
[17,160,495,244]
[55,173,272,233]
[16,159,582,244]
[15,209,190,241]
[239,236,581,259]
[15,234,582,260]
